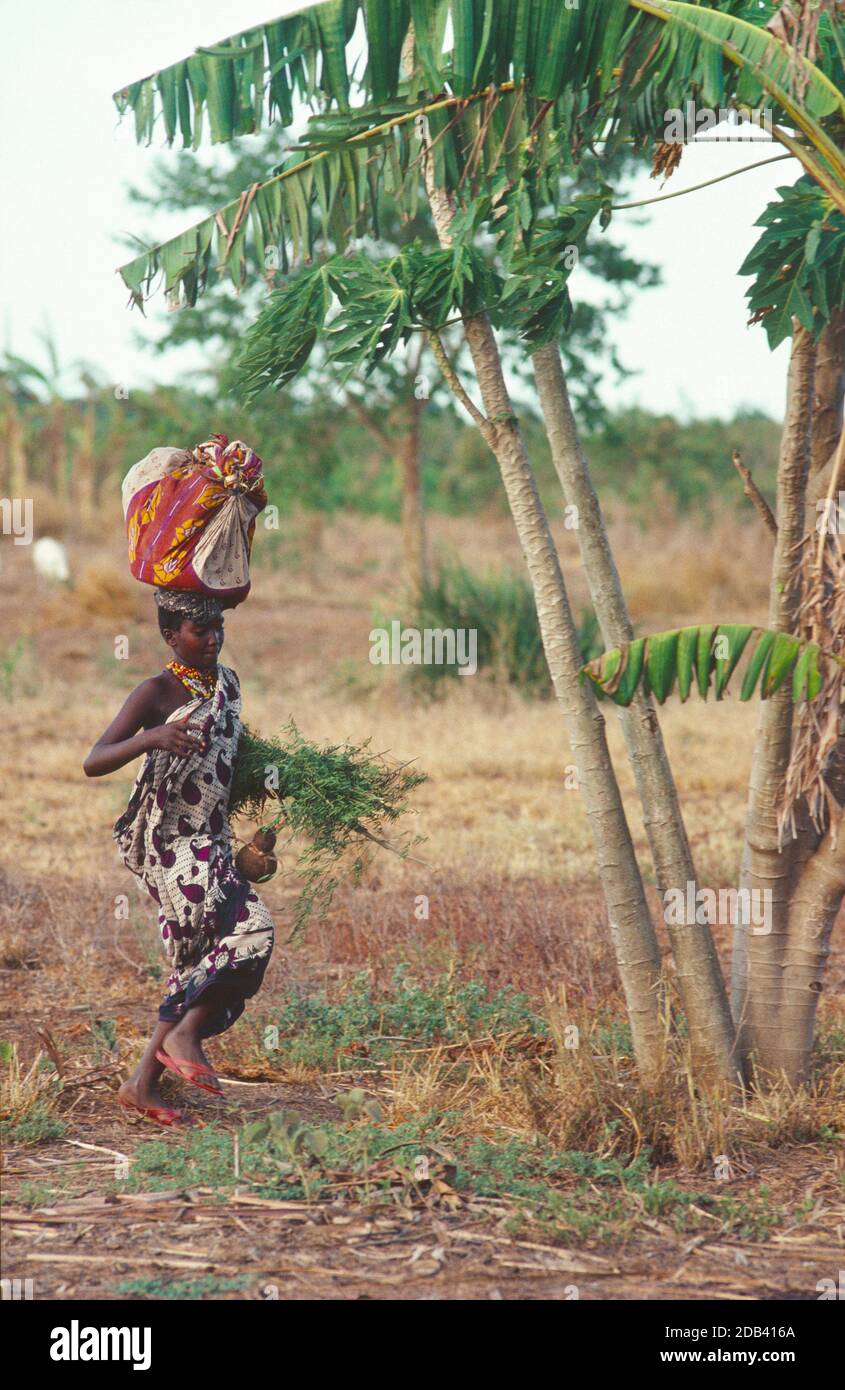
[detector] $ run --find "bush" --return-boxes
[390,561,602,696]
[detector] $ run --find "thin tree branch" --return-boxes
[611,153,793,211]
[344,392,394,455]
[732,449,778,536]
[426,329,490,433]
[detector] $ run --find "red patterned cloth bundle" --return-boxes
[122,433,267,605]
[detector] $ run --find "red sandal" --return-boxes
[117,1096,196,1127]
[155,1049,224,1096]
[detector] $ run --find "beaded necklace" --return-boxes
[166,659,217,701]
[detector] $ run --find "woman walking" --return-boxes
[84,588,274,1126]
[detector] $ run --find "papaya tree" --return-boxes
[123,129,660,599]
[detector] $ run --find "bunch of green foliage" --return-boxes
[740,177,845,350]
[230,719,426,936]
[584,624,828,706]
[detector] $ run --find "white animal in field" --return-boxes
[32,536,70,583]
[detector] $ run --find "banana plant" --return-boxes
[582,624,837,706]
[111,1,845,313]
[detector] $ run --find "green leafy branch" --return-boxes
[739,176,845,349]
[230,719,427,937]
[581,623,843,706]
[231,186,609,401]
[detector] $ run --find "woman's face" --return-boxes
[168,618,224,669]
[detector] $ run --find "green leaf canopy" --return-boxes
[112,1,845,315]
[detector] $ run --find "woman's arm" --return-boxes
[83,680,202,777]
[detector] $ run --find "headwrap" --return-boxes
[154,588,225,625]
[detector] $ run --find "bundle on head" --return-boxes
[230,719,427,937]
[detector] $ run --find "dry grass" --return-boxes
[0,1042,62,1128]
[609,510,774,628]
[378,991,845,1172]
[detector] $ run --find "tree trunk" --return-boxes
[5,402,28,496]
[809,306,845,483]
[460,312,666,1081]
[403,34,665,1081]
[532,343,739,1083]
[75,407,97,532]
[397,395,429,600]
[767,311,845,1083]
[51,401,69,505]
[301,509,325,587]
[734,325,817,1080]
[771,829,845,1082]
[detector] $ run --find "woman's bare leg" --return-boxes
[118,1018,179,1110]
[158,977,246,1086]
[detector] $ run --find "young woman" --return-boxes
[84,588,275,1126]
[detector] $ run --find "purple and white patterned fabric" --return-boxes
[113,664,274,1037]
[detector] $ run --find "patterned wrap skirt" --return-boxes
[113,663,274,1038]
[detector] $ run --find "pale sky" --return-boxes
[0,0,796,421]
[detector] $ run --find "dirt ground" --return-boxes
[1,515,843,1301]
[2,922,842,1303]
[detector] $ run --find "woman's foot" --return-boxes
[157,1027,222,1092]
[118,1073,168,1112]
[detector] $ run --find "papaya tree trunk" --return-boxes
[734,324,818,1080]
[5,401,28,496]
[772,827,845,1082]
[532,343,739,1084]
[757,312,845,1084]
[397,394,429,600]
[443,314,666,1081]
[809,306,845,483]
[404,35,665,1082]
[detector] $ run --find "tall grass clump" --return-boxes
[0,1041,65,1143]
[389,561,602,696]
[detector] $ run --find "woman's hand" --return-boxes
[147,717,207,758]
[84,678,208,778]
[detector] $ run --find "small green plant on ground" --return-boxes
[1,1106,67,1146]
[16,1178,73,1207]
[0,1041,64,1141]
[112,1114,825,1248]
[89,1016,118,1059]
[259,965,546,1069]
[115,1275,252,1300]
[122,1128,239,1196]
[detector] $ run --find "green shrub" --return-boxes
[384,561,602,696]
